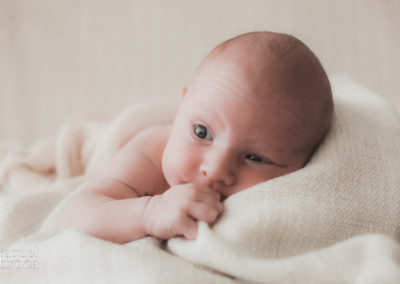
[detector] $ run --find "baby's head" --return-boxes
[162,31,333,199]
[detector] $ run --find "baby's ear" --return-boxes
[180,87,188,103]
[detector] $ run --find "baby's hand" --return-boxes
[143,183,223,240]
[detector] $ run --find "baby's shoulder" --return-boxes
[131,124,171,144]
[128,124,171,160]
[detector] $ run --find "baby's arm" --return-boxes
[60,178,151,243]
[59,125,223,243]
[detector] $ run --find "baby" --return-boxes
[60,31,333,243]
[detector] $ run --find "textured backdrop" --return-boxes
[0,0,399,145]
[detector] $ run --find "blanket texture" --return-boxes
[1,77,400,283]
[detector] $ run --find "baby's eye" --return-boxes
[193,124,213,140]
[245,154,264,163]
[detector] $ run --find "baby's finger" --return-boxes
[176,216,198,240]
[191,184,221,201]
[192,190,224,213]
[188,202,221,225]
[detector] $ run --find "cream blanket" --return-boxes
[1,77,400,283]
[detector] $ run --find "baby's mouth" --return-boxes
[180,177,227,200]
[219,193,228,202]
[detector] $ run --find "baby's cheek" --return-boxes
[175,147,196,172]
[179,148,202,180]
[162,146,192,185]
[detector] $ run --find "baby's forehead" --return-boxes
[191,57,309,117]
[200,45,307,98]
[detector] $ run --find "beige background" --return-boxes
[1,0,399,146]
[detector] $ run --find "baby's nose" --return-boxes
[200,149,236,186]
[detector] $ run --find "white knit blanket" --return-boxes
[1,77,400,283]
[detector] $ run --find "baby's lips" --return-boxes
[208,183,224,198]
[218,192,227,202]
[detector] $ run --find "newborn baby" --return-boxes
[60,31,333,243]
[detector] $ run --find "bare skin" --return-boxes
[59,32,333,244]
